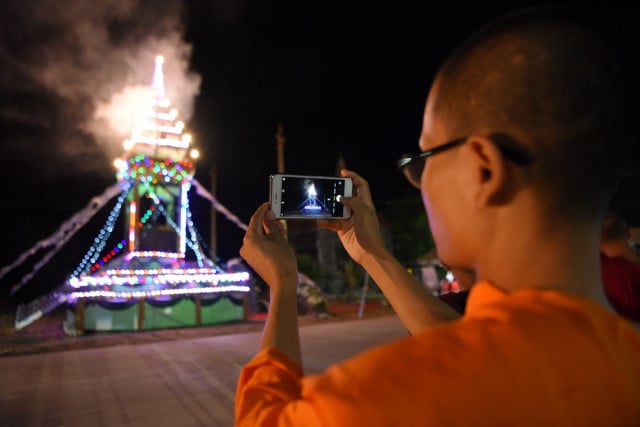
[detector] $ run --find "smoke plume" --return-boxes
[0,0,201,178]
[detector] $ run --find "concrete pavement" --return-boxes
[0,315,406,427]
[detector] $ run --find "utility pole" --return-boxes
[275,123,287,236]
[275,122,286,174]
[210,164,217,261]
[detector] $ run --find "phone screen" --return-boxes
[271,174,352,219]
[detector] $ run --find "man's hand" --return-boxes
[319,169,391,265]
[241,202,302,366]
[240,202,298,294]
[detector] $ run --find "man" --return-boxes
[600,210,640,322]
[236,6,640,426]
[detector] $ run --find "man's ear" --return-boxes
[465,136,517,207]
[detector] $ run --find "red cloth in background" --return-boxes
[600,253,640,322]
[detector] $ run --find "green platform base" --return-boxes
[71,295,246,333]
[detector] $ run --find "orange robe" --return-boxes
[236,281,640,426]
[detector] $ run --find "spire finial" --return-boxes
[153,55,166,100]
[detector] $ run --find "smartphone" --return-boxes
[269,174,353,219]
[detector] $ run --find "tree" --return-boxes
[377,197,435,266]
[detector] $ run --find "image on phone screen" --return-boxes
[273,175,351,219]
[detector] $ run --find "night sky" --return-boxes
[1,1,639,301]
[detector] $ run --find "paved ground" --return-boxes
[0,314,406,427]
[0,301,393,357]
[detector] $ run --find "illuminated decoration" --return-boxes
[125,251,184,261]
[116,156,194,185]
[56,55,250,332]
[112,55,196,162]
[9,56,253,332]
[128,200,136,251]
[70,285,250,300]
[69,185,130,278]
[299,182,329,213]
[69,272,250,288]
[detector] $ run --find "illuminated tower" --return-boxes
[117,55,198,256]
[60,56,250,334]
[10,56,251,333]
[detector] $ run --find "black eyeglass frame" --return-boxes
[397,134,534,189]
[396,137,468,188]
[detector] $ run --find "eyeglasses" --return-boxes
[397,137,468,189]
[397,134,534,189]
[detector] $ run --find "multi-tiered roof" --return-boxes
[65,55,249,302]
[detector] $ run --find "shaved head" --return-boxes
[433,6,634,222]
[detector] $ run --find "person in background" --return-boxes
[235,6,640,426]
[600,210,640,323]
[439,271,469,314]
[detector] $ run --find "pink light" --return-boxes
[129,201,136,251]
[69,284,251,300]
[125,251,184,261]
[69,271,250,288]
